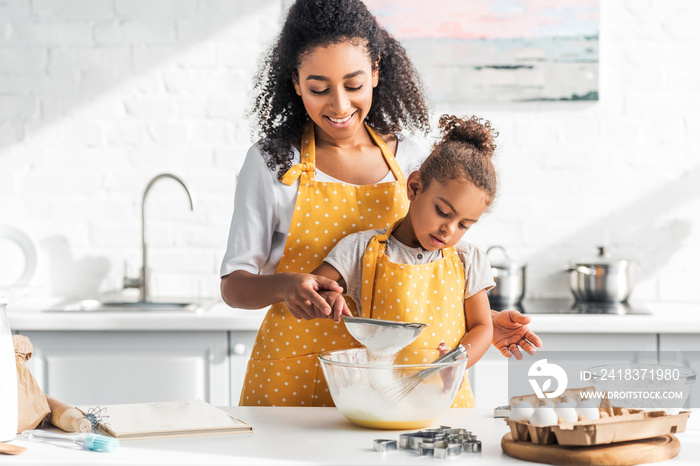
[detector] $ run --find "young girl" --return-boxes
[221,0,540,407]
[312,115,497,408]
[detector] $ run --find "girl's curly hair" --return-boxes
[250,0,431,176]
[419,115,499,205]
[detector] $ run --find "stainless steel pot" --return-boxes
[567,246,635,303]
[486,246,526,306]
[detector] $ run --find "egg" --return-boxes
[576,400,600,421]
[577,399,596,409]
[560,396,578,407]
[529,407,558,426]
[554,402,579,424]
[555,400,575,409]
[509,401,535,421]
[538,399,556,408]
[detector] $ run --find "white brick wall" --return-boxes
[1,0,699,304]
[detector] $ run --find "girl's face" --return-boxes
[404,172,490,251]
[293,41,378,144]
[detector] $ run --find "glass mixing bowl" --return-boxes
[319,347,468,429]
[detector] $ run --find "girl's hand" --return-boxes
[437,341,450,357]
[436,341,465,393]
[318,291,352,323]
[281,272,344,321]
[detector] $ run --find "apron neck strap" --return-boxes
[280,122,316,185]
[442,246,458,258]
[359,218,400,318]
[359,234,386,318]
[364,125,406,185]
[300,121,316,167]
[281,121,405,186]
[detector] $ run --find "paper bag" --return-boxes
[13,335,50,432]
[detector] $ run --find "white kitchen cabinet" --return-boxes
[468,345,510,409]
[470,333,657,409]
[20,331,230,407]
[229,330,257,405]
[658,334,700,409]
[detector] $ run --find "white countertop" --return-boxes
[493,299,700,334]
[3,407,699,465]
[523,301,700,334]
[6,297,700,334]
[6,298,268,332]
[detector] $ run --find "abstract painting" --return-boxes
[363,0,599,104]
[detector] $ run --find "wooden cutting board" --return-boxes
[501,433,680,465]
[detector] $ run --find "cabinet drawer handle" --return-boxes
[233,343,246,355]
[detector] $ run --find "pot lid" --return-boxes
[486,245,526,268]
[574,246,631,267]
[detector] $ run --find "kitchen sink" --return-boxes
[48,299,201,312]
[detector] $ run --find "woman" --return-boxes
[221,0,541,406]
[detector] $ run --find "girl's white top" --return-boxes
[220,136,428,277]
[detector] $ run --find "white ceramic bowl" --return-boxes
[319,347,467,429]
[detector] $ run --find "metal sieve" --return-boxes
[343,316,428,356]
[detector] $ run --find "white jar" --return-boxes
[0,301,18,441]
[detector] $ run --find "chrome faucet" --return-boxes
[124,173,195,302]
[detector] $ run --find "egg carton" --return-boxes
[507,407,690,446]
[506,386,690,446]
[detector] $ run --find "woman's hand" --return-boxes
[492,310,543,360]
[281,272,345,321]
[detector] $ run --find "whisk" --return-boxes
[383,344,469,403]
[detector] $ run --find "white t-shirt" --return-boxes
[323,228,496,314]
[220,135,428,277]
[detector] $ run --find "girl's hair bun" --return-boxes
[438,114,497,157]
[419,114,499,205]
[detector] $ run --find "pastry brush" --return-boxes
[21,430,120,452]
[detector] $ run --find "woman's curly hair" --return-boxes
[250,0,431,177]
[419,115,499,205]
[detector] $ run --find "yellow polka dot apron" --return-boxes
[239,122,408,406]
[359,220,475,408]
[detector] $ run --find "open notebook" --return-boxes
[78,400,253,440]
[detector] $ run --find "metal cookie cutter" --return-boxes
[373,439,397,452]
[463,439,482,453]
[377,425,481,458]
[434,443,462,459]
[419,442,434,457]
[399,433,419,450]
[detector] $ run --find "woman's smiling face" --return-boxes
[293,41,378,143]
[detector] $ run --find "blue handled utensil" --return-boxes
[22,430,119,452]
